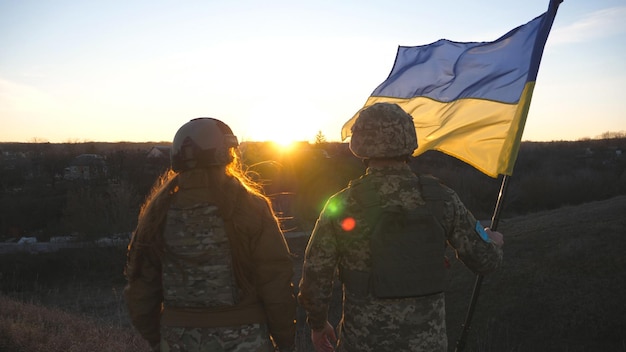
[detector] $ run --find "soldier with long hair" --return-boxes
[124,118,296,352]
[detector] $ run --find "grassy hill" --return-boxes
[1,196,625,351]
[288,195,626,351]
[443,195,626,351]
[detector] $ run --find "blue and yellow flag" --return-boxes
[342,0,561,178]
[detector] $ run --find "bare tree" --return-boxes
[314,130,327,144]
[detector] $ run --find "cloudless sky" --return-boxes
[1,0,624,144]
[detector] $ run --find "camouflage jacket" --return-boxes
[298,163,503,351]
[125,170,296,350]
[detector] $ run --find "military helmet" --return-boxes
[349,103,418,159]
[171,117,239,172]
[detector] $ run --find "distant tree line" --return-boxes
[0,137,624,240]
[413,138,626,220]
[587,130,626,140]
[0,142,168,241]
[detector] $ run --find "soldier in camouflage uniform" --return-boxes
[125,118,296,352]
[298,103,504,352]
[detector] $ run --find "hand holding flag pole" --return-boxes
[341,0,562,350]
[455,174,509,352]
[455,2,562,350]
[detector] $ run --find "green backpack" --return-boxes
[350,175,448,298]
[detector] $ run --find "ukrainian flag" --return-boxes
[342,0,561,178]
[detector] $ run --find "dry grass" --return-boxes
[289,195,626,351]
[0,294,150,352]
[443,195,626,351]
[2,196,625,351]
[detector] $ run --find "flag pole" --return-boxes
[454,174,510,352]
[454,3,562,349]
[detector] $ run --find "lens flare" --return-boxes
[341,217,356,231]
[325,199,341,216]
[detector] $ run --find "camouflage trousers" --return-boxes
[160,323,275,352]
[337,292,448,352]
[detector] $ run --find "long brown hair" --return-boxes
[129,169,178,257]
[226,148,272,206]
[129,147,276,258]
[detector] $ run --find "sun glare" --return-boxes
[273,139,296,151]
[241,99,326,146]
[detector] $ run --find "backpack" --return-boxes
[348,175,447,298]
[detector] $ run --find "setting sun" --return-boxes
[239,98,329,145]
[273,140,297,151]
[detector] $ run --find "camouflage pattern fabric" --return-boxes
[125,170,297,351]
[349,102,418,159]
[339,292,447,351]
[161,323,274,352]
[298,163,503,352]
[162,203,238,308]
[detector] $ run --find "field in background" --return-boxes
[1,196,625,351]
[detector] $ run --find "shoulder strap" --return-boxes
[349,178,383,228]
[350,179,380,206]
[417,175,446,224]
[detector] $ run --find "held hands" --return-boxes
[311,321,337,352]
[485,228,504,247]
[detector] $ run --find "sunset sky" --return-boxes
[1,0,624,144]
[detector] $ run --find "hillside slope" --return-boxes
[444,195,626,351]
[1,196,624,352]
